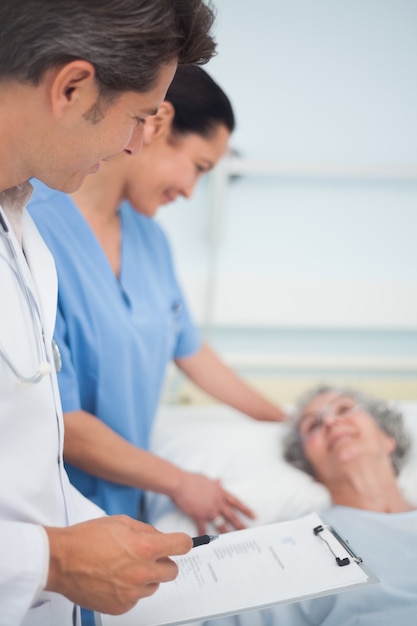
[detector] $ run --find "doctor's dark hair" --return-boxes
[0,0,216,97]
[166,65,235,137]
[284,385,411,478]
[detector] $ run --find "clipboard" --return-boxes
[96,512,378,626]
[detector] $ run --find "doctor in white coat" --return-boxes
[0,1,216,624]
[0,189,106,625]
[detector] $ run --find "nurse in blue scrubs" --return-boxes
[29,66,286,535]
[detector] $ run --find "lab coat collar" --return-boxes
[0,182,57,343]
[0,181,33,244]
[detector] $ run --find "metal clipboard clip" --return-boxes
[314,524,363,567]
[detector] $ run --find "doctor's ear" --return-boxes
[143,101,175,144]
[48,60,98,119]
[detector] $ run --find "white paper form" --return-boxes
[98,512,374,626]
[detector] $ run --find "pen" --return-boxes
[192,534,219,548]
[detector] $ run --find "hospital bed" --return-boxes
[99,389,417,625]
[147,399,417,534]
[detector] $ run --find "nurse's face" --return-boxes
[122,120,230,217]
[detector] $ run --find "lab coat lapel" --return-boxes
[21,209,58,342]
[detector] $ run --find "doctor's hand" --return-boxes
[169,470,256,535]
[44,515,192,615]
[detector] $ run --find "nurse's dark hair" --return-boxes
[0,0,216,97]
[166,65,235,137]
[284,385,411,477]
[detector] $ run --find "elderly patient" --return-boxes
[205,385,417,626]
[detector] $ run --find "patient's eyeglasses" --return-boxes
[298,395,361,441]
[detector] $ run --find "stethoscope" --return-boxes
[0,210,62,384]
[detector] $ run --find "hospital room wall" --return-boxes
[156,0,417,402]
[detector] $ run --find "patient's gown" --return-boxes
[203,506,417,626]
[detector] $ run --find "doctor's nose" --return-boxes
[124,126,145,156]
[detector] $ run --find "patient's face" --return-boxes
[299,391,395,484]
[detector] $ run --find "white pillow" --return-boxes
[147,402,417,534]
[396,401,417,504]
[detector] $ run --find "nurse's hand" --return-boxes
[44,515,192,615]
[169,471,256,535]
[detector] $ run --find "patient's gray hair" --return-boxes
[284,385,411,477]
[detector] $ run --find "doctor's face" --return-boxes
[123,122,230,217]
[299,391,396,484]
[35,62,177,194]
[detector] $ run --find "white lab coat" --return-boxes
[0,205,103,626]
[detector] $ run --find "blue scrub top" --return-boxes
[28,179,201,517]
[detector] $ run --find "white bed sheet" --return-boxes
[147,402,417,533]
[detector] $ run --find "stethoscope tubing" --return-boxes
[0,212,52,384]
